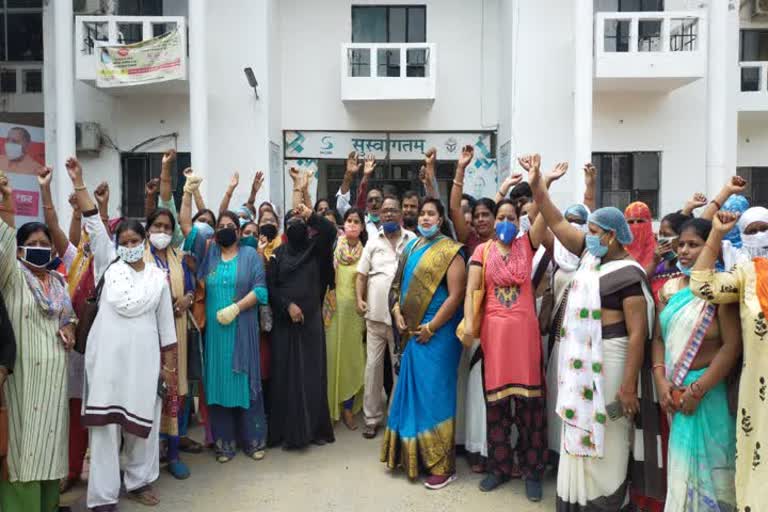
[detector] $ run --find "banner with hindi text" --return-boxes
[97,29,185,88]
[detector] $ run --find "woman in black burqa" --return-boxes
[267,205,336,449]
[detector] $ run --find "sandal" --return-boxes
[127,485,160,507]
[249,449,266,461]
[362,425,378,439]
[178,436,204,454]
[216,455,233,464]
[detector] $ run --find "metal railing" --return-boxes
[595,11,704,55]
[76,15,186,56]
[342,43,435,79]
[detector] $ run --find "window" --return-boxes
[22,68,40,92]
[593,152,660,215]
[619,0,663,10]
[0,0,42,62]
[604,19,630,52]
[0,68,15,92]
[740,30,768,92]
[117,0,163,15]
[350,6,427,78]
[121,151,190,219]
[737,168,768,208]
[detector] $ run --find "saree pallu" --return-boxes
[556,336,632,512]
[381,237,463,479]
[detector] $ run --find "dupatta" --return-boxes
[660,285,716,387]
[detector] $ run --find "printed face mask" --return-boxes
[117,244,145,263]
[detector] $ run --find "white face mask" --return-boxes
[741,231,768,259]
[116,244,145,263]
[5,142,23,161]
[149,232,172,250]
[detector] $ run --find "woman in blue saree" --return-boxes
[651,218,741,511]
[383,198,466,490]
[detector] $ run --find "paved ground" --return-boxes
[63,421,555,512]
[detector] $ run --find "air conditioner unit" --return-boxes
[75,122,102,154]
[754,0,768,17]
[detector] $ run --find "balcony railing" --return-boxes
[738,61,768,112]
[594,11,707,91]
[75,15,188,87]
[340,43,436,101]
[0,63,43,112]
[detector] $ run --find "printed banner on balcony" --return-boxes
[97,29,184,88]
[0,122,45,224]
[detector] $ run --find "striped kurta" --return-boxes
[0,222,68,482]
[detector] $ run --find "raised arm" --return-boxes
[246,171,264,216]
[527,154,585,255]
[68,193,82,248]
[700,176,746,221]
[37,166,70,259]
[422,148,438,199]
[681,192,707,217]
[159,149,176,202]
[583,163,597,212]
[0,172,15,229]
[337,152,361,217]
[450,145,475,244]
[220,172,239,215]
[93,182,111,234]
[144,178,159,219]
[494,169,524,204]
[526,161,570,223]
[179,169,201,237]
[306,206,337,251]
[690,210,742,304]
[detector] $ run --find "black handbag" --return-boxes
[74,262,113,355]
[186,312,204,383]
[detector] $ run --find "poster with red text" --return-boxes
[0,122,45,224]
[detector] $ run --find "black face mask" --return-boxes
[403,215,418,230]
[286,222,308,247]
[21,246,52,268]
[259,224,278,242]
[215,227,238,248]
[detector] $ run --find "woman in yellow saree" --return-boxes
[381,198,466,490]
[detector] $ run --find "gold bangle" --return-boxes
[453,180,464,187]
[74,185,87,191]
[425,322,434,336]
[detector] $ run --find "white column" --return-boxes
[572,0,594,204]
[188,0,208,194]
[705,0,739,198]
[53,0,76,218]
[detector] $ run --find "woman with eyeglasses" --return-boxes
[0,170,75,512]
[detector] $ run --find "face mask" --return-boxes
[240,236,258,249]
[585,234,609,258]
[194,221,212,232]
[20,246,52,268]
[239,217,249,228]
[676,261,692,276]
[5,142,22,161]
[518,214,531,233]
[658,236,678,245]
[149,232,172,250]
[495,221,518,245]
[418,224,439,239]
[117,244,145,263]
[344,222,362,238]
[215,227,238,248]
[259,224,278,241]
[368,213,380,224]
[382,221,400,234]
[741,231,768,259]
[286,222,308,247]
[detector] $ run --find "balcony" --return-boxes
[340,43,436,101]
[738,62,768,115]
[594,11,707,92]
[0,63,43,112]
[75,16,188,95]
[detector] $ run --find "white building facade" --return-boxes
[2,0,768,225]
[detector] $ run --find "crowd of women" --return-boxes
[0,144,765,512]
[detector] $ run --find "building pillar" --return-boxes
[52,0,76,219]
[572,0,593,205]
[188,0,208,194]
[705,0,739,198]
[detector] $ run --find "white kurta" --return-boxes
[80,215,177,438]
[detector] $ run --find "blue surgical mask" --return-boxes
[495,221,518,245]
[418,224,439,239]
[676,261,692,276]
[240,236,258,249]
[382,221,400,234]
[585,234,608,258]
[518,214,531,234]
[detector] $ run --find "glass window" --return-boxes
[118,0,163,16]
[118,22,143,45]
[407,48,427,77]
[594,152,661,215]
[741,66,761,92]
[638,19,661,52]
[738,168,768,208]
[0,70,16,93]
[378,48,400,77]
[349,48,371,77]
[604,19,630,52]
[7,0,42,6]
[351,6,426,43]
[121,151,189,218]
[22,69,41,93]
[670,18,698,52]
[741,30,768,62]
[7,12,43,61]
[619,0,663,10]
[152,22,177,38]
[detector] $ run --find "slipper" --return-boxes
[126,485,160,507]
[178,437,204,454]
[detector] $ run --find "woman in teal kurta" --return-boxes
[185,208,268,464]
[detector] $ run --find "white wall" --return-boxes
[280,0,497,132]
[738,118,768,167]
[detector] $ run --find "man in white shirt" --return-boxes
[356,195,415,439]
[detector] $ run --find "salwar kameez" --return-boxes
[0,221,72,512]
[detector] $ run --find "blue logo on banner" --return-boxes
[320,136,335,155]
[286,132,306,155]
